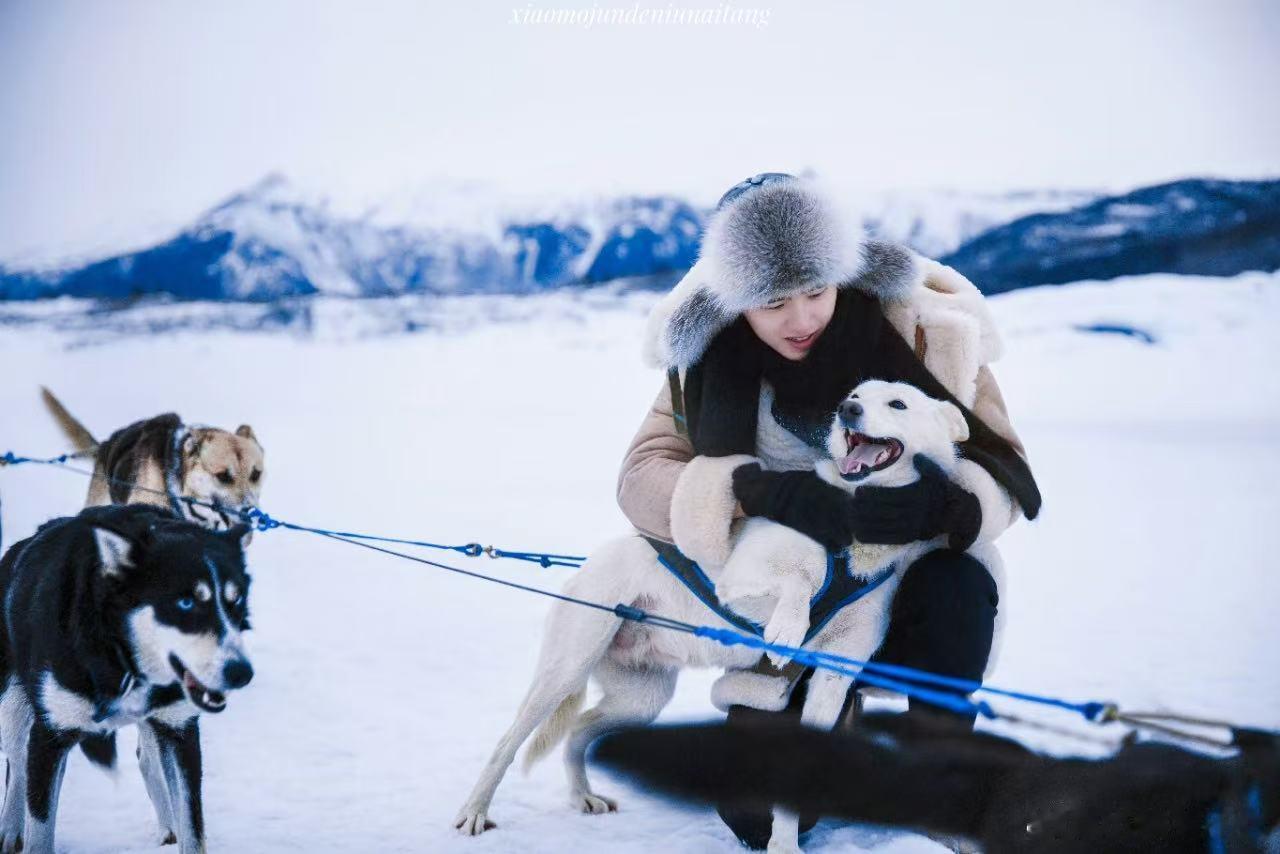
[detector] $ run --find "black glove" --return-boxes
[731,463,856,552]
[849,455,982,550]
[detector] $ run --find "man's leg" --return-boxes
[870,548,998,728]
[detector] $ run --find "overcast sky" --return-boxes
[1,0,1277,264]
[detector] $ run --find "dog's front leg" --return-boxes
[767,671,854,854]
[145,718,206,854]
[139,722,179,844]
[0,687,34,854]
[0,756,23,854]
[762,582,812,669]
[21,719,74,854]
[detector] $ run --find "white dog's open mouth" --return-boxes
[170,653,228,714]
[838,432,904,481]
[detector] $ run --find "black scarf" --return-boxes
[682,288,1041,519]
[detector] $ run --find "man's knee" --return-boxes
[877,549,998,681]
[896,549,998,617]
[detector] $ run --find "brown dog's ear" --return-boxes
[938,401,969,443]
[235,424,257,441]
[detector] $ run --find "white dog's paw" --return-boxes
[571,791,618,814]
[712,671,791,712]
[453,806,497,836]
[766,837,803,854]
[763,611,809,668]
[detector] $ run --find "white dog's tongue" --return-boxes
[839,442,888,475]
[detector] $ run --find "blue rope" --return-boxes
[798,647,1111,721]
[1,450,585,569]
[239,511,585,567]
[241,508,475,555]
[1,451,86,466]
[252,526,1095,721]
[1,447,1100,723]
[489,548,586,569]
[312,531,992,720]
[689,625,993,718]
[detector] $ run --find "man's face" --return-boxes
[742,286,837,361]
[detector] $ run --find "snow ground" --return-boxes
[0,270,1277,852]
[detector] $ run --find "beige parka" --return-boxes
[616,257,1030,550]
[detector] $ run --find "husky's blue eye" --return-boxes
[176,597,195,611]
[888,400,907,410]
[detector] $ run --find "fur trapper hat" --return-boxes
[643,174,922,369]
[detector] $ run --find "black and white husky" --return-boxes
[0,504,254,854]
[454,380,982,852]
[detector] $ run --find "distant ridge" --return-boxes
[3,177,1276,301]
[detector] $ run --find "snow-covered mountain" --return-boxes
[856,187,1097,258]
[0,177,1092,302]
[0,176,705,301]
[1,177,1276,303]
[942,178,1280,293]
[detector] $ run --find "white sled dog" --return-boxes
[454,379,979,851]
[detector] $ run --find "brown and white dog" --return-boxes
[41,387,265,531]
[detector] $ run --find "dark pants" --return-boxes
[717,548,999,849]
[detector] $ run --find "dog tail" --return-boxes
[80,733,118,770]
[522,688,586,773]
[40,387,98,454]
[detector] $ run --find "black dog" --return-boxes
[593,712,1280,853]
[0,504,254,854]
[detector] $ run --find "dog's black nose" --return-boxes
[223,658,254,689]
[840,400,863,421]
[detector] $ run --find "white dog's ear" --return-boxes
[94,528,136,577]
[939,401,969,442]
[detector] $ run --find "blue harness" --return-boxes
[643,536,896,645]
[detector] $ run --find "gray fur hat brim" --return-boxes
[643,179,922,369]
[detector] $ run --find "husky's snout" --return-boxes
[168,641,253,714]
[223,656,254,689]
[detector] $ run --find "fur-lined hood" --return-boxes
[643,178,924,369]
